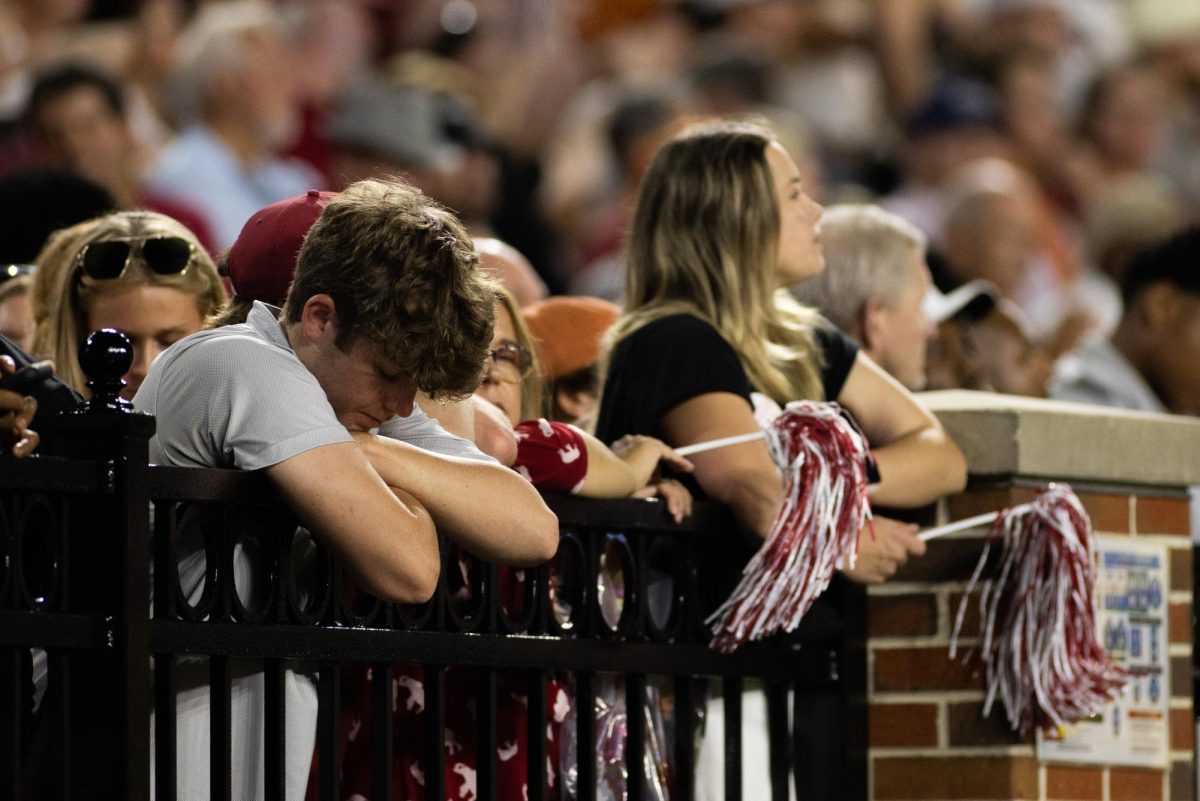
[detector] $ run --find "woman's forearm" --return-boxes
[868,426,967,508]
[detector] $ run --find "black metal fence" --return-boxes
[0,407,866,801]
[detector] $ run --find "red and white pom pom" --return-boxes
[706,401,872,653]
[950,484,1131,733]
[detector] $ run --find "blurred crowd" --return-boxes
[2,0,1200,417]
[5,3,1198,798]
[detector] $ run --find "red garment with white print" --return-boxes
[330,421,583,801]
[338,665,569,801]
[512,419,587,493]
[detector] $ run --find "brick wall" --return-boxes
[866,485,1194,801]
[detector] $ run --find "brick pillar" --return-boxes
[866,484,1194,801]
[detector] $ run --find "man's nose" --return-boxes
[384,386,416,418]
[127,341,161,391]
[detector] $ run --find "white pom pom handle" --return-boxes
[674,432,766,457]
[918,504,1035,542]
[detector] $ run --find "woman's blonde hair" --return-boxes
[30,210,226,393]
[495,286,545,421]
[608,119,824,404]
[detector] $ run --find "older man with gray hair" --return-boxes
[791,204,936,390]
[148,1,321,250]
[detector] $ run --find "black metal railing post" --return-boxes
[4,404,870,801]
[57,330,155,800]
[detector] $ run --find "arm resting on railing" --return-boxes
[351,431,560,566]
[838,353,967,507]
[266,441,439,603]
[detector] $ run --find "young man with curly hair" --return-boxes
[134,178,557,800]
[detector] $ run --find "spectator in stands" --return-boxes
[211,189,524,468]
[926,283,1052,398]
[1083,175,1185,286]
[882,76,1009,241]
[324,78,499,232]
[940,158,1040,301]
[0,268,34,351]
[211,187,556,538]
[994,45,1078,202]
[595,120,966,800]
[523,294,620,425]
[0,355,38,457]
[790,205,935,391]
[600,118,965,582]
[924,281,998,392]
[567,90,682,300]
[25,62,215,252]
[0,0,93,122]
[148,0,321,250]
[476,236,547,307]
[939,157,1107,352]
[30,209,225,400]
[1074,62,1169,197]
[1131,0,1200,208]
[969,299,1054,397]
[1051,227,1200,415]
[485,288,690,510]
[134,178,557,801]
[209,191,593,801]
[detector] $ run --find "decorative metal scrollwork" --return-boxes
[15,493,63,611]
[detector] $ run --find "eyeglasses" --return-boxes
[488,341,532,380]
[76,236,195,281]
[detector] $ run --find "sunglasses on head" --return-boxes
[76,236,195,281]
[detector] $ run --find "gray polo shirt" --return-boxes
[135,300,491,467]
[133,300,490,801]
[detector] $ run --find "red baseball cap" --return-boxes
[225,189,336,304]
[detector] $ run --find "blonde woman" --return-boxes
[595,120,966,799]
[31,210,225,399]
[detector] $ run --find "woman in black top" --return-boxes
[597,120,966,579]
[595,116,968,801]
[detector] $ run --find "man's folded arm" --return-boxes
[354,432,559,566]
[266,441,440,603]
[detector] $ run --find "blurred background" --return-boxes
[3,0,1200,406]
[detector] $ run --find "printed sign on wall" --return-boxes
[1037,536,1169,768]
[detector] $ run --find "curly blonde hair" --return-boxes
[30,210,226,393]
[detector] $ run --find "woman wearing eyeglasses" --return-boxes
[479,287,694,512]
[30,210,225,399]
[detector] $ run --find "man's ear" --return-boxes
[859,297,885,353]
[299,294,339,342]
[208,65,243,108]
[1138,282,1181,332]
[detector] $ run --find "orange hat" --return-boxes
[522,296,620,380]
